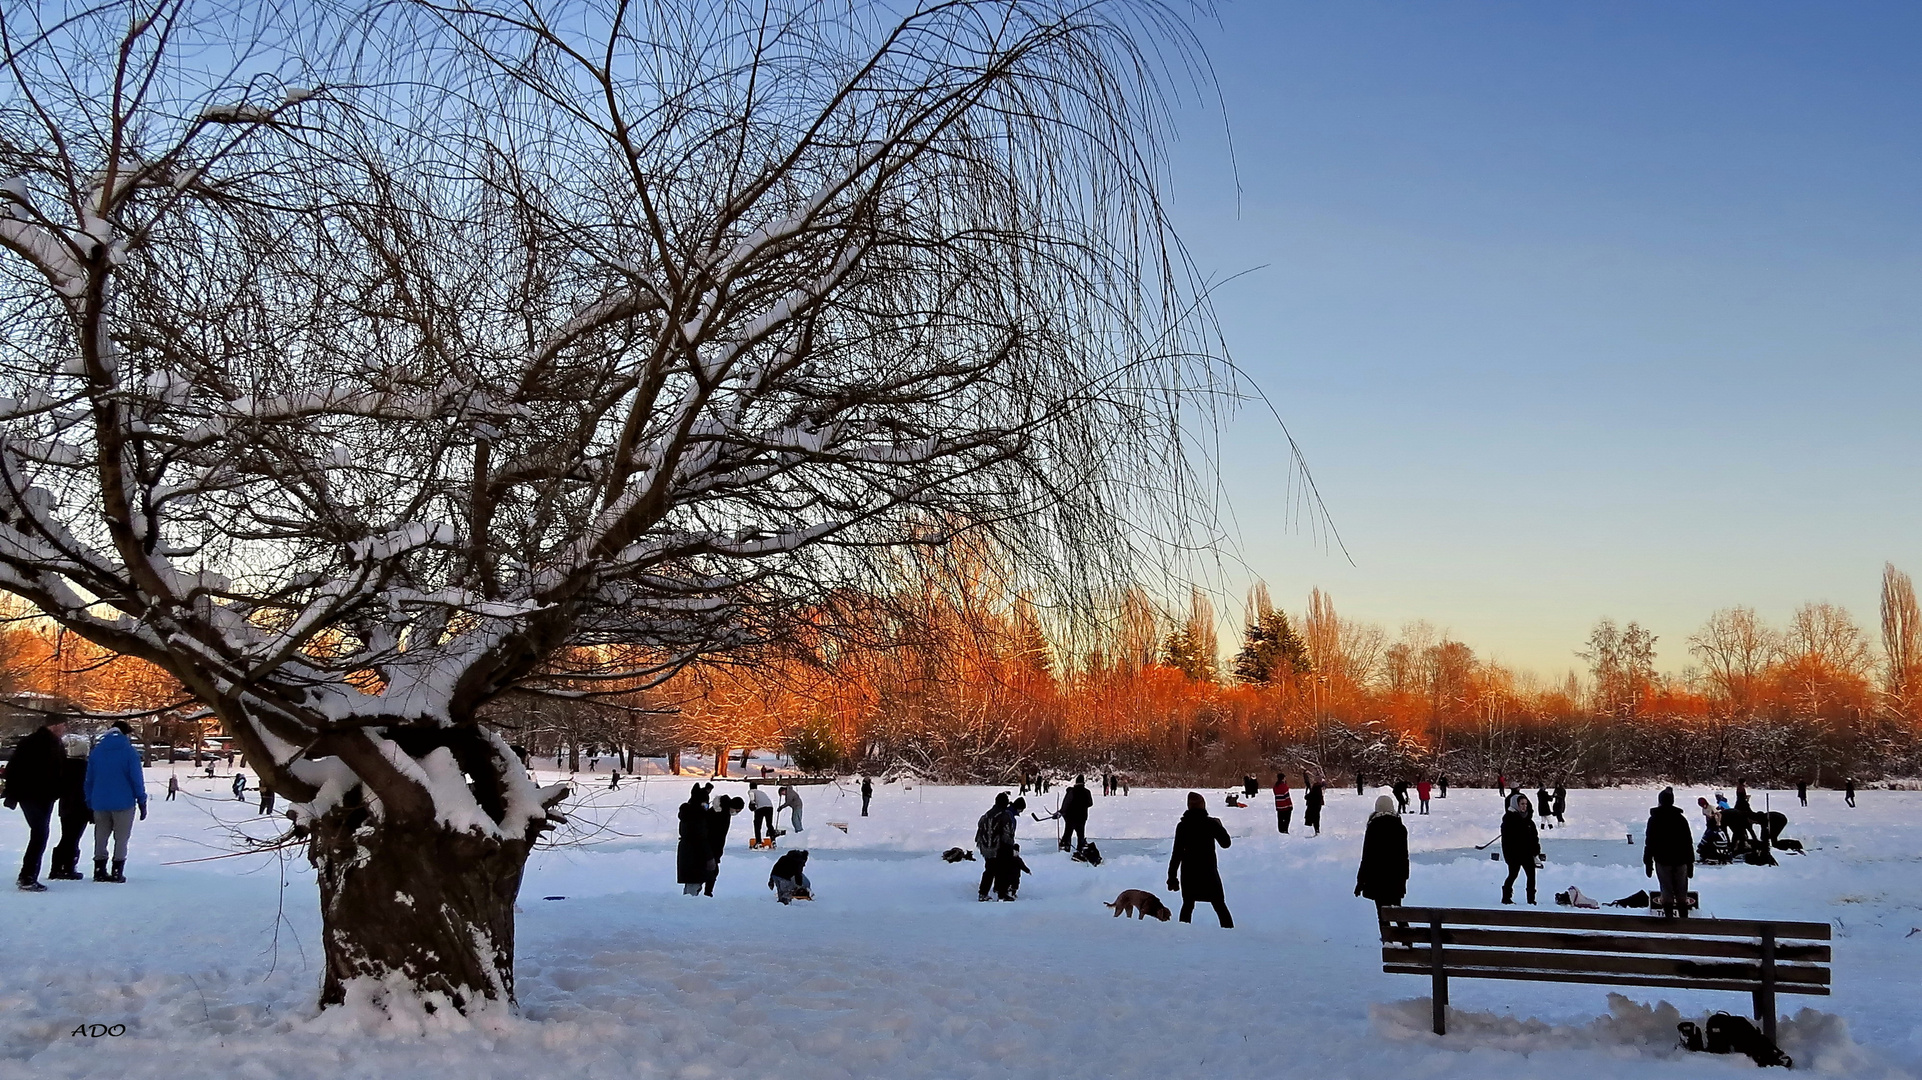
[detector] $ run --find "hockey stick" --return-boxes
[1474,834,1502,850]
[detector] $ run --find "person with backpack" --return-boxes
[1272,773,1293,834]
[1643,787,1694,918]
[3,716,67,892]
[1303,776,1325,836]
[1500,794,1541,905]
[83,721,147,883]
[1167,791,1233,927]
[1355,795,1409,912]
[1061,775,1093,852]
[975,793,1017,901]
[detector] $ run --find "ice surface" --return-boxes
[0,772,1916,1078]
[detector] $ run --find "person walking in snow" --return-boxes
[768,849,813,903]
[677,783,714,896]
[257,780,276,816]
[1796,779,1808,807]
[975,793,1016,901]
[1061,775,1093,852]
[860,775,873,817]
[4,716,68,891]
[1535,786,1552,829]
[1355,795,1409,912]
[703,794,744,896]
[47,754,90,880]
[1355,772,1364,797]
[779,784,803,832]
[1844,777,1856,808]
[1415,779,1431,815]
[84,720,147,883]
[1500,794,1541,905]
[1168,791,1234,927]
[165,774,179,801]
[1438,774,1448,798]
[231,771,247,801]
[609,771,620,790]
[1643,787,1694,918]
[748,780,775,846]
[1304,777,1325,836]
[1272,773,1294,834]
[1552,784,1566,825]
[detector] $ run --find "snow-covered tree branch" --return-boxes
[0,0,1222,1014]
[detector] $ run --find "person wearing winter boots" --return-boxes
[748,781,776,846]
[1415,779,1431,814]
[3,716,67,891]
[976,793,1015,901]
[1304,777,1325,836]
[1061,775,1093,852]
[779,784,804,832]
[1500,795,1541,905]
[703,795,744,896]
[1168,792,1233,927]
[860,775,873,817]
[48,754,91,880]
[1356,795,1409,913]
[1272,773,1294,834]
[1643,787,1694,918]
[84,721,147,883]
[677,784,714,895]
[768,849,813,903]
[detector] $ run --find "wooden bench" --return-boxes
[1378,906,1831,1038]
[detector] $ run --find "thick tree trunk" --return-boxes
[309,806,529,1013]
[669,749,681,775]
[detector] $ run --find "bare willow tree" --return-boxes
[1880,563,1920,716]
[0,0,1220,1013]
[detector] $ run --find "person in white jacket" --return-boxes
[748,781,775,845]
[779,784,803,832]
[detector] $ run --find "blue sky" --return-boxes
[1163,1,1922,678]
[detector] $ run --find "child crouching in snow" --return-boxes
[769,850,813,903]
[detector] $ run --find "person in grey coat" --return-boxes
[779,784,803,832]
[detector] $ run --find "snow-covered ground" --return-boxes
[2,764,1918,1079]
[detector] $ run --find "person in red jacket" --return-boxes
[1272,773,1293,834]
[1416,779,1432,815]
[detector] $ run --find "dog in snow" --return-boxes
[1103,889,1172,921]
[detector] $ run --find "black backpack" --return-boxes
[1703,1013,1793,1068]
[1071,842,1102,867]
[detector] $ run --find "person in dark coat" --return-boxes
[1355,795,1409,911]
[1167,791,1233,927]
[1796,779,1808,807]
[676,783,714,895]
[1552,784,1566,824]
[48,755,91,880]
[1304,777,1324,836]
[769,849,812,903]
[1061,775,1093,852]
[860,775,873,817]
[1438,774,1448,798]
[1535,786,1552,829]
[975,792,1015,901]
[993,799,1029,898]
[1392,780,1409,814]
[1643,786,1694,917]
[3,717,68,891]
[703,795,744,896]
[1500,795,1541,905]
[1844,777,1856,807]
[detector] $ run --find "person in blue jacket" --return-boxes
[83,721,146,883]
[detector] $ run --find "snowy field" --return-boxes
[2,765,1919,1079]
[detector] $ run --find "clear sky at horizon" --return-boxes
[1162,1,1922,680]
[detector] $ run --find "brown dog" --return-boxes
[1103,889,1173,921]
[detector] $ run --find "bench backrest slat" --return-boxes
[1382,945,1830,985]
[1379,924,1831,963]
[1389,906,1831,940]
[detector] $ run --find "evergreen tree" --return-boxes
[1233,588,1311,684]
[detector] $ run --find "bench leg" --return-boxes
[1756,927,1777,1043]
[1430,920,1448,1036]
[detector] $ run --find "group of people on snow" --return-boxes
[3,717,148,891]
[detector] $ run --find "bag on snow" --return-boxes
[942,847,976,863]
[1704,1012,1792,1068]
[1071,842,1102,867]
[1608,889,1651,908]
